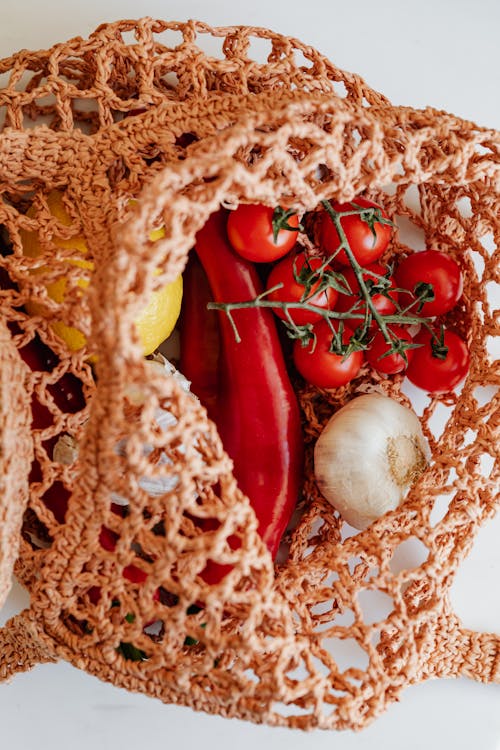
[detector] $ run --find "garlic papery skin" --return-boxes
[314,394,431,530]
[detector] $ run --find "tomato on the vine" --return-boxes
[42,481,70,524]
[366,325,414,375]
[406,328,469,394]
[293,320,364,388]
[265,250,338,325]
[319,197,392,267]
[335,262,398,328]
[395,250,463,317]
[226,204,300,263]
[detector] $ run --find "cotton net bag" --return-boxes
[0,17,388,592]
[0,20,499,733]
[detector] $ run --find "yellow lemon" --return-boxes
[21,191,182,355]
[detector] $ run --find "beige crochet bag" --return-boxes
[0,18,498,731]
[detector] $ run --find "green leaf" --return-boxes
[283,321,315,344]
[271,206,302,243]
[414,281,435,312]
[314,270,353,296]
[430,325,449,360]
[355,205,394,248]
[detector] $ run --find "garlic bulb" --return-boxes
[314,394,430,530]
[53,433,78,466]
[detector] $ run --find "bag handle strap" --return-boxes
[0,612,57,682]
[431,614,500,683]
[454,629,500,683]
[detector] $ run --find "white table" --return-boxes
[1,1,499,748]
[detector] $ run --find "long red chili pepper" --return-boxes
[194,210,304,560]
[179,256,220,422]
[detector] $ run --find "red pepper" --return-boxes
[41,481,70,524]
[194,210,304,560]
[179,255,220,421]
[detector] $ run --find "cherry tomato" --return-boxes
[319,197,392,267]
[395,250,463,317]
[406,328,469,394]
[226,204,300,263]
[366,325,414,375]
[335,262,398,328]
[265,251,338,325]
[293,320,364,388]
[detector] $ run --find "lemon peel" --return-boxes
[21,191,182,355]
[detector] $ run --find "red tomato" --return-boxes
[406,328,469,394]
[366,325,414,375]
[319,197,392,267]
[293,320,363,388]
[335,262,398,327]
[265,251,338,325]
[226,204,300,263]
[395,250,463,317]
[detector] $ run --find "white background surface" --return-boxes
[1,1,499,748]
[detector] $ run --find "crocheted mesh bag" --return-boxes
[0,17,386,591]
[0,19,499,732]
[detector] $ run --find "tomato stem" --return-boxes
[272,206,303,244]
[320,200,395,346]
[429,324,449,359]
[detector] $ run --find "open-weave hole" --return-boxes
[0,21,498,733]
[0,320,32,609]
